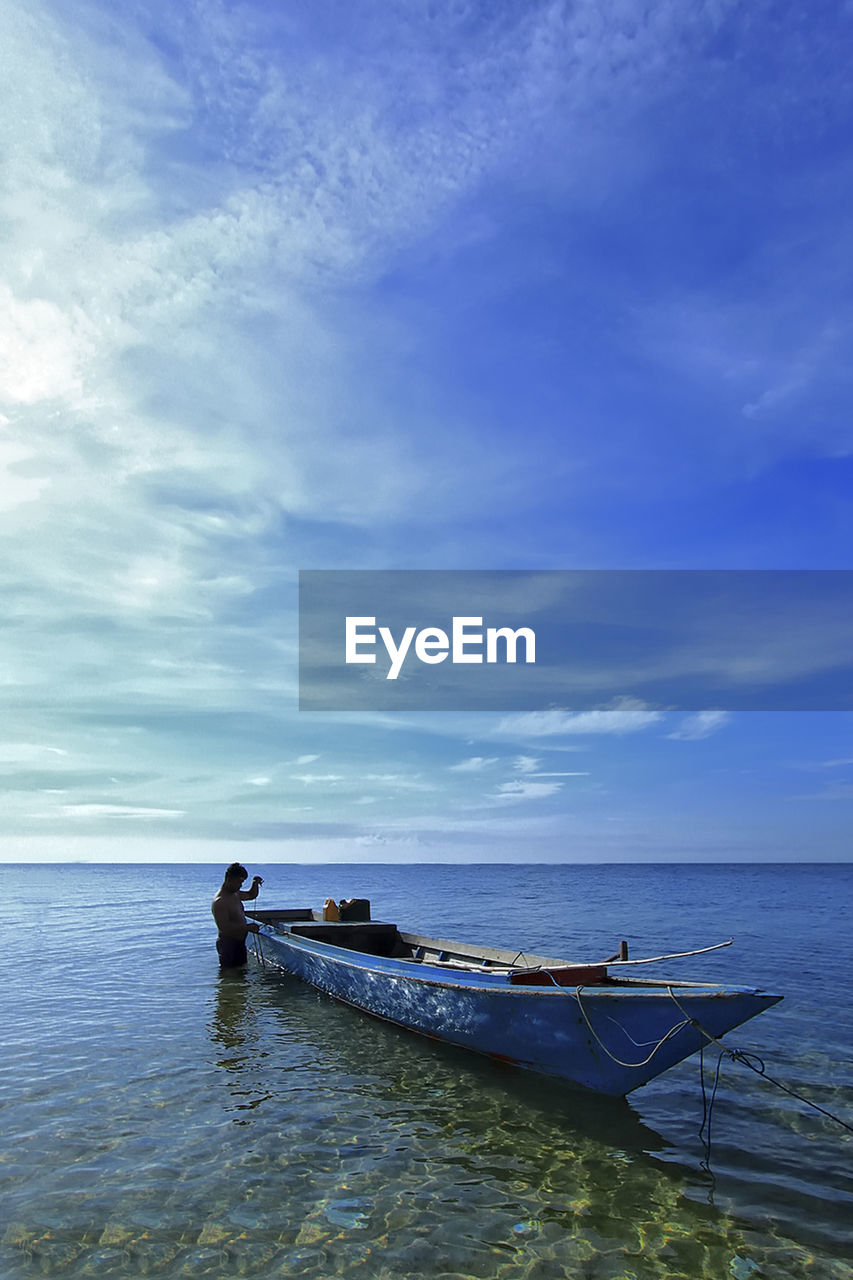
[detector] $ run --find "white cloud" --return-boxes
[0,742,68,762]
[496,699,662,738]
[531,771,590,777]
[494,780,564,803]
[60,804,184,818]
[449,756,499,772]
[668,711,731,740]
[0,286,100,408]
[3,0,846,850]
[508,755,588,778]
[638,279,853,464]
[363,774,436,792]
[0,0,748,661]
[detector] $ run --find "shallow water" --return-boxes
[1,862,851,1278]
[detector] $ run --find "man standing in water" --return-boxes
[211,862,264,968]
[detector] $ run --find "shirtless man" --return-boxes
[211,862,264,968]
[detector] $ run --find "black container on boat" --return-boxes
[339,898,371,922]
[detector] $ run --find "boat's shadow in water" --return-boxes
[210,962,672,1164]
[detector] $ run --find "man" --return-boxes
[211,862,264,968]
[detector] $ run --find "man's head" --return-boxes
[224,862,248,887]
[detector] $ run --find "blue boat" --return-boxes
[247,906,782,1096]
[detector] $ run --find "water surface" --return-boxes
[1,862,851,1278]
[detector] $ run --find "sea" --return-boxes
[1,861,851,1280]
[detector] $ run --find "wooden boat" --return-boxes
[246,905,782,1096]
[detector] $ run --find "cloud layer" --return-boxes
[2,0,853,859]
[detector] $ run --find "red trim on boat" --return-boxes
[509,965,608,987]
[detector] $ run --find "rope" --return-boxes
[697,1044,727,1174]
[249,878,266,966]
[569,980,692,1069]
[558,979,853,1135]
[667,988,853,1136]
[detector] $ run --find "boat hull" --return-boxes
[254,926,781,1096]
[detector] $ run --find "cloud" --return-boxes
[494,780,564,803]
[449,756,499,772]
[530,771,590,777]
[510,754,588,778]
[363,774,436,792]
[637,260,853,469]
[60,804,184,818]
[668,711,731,741]
[291,774,345,785]
[0,743,68,763]
[3,0,851,851]
[496,699,662,738]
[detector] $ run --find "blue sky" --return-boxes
[2,0,852,862]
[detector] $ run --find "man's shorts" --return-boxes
[216,936,248,968]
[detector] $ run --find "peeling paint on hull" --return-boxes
[253,925,782,1096]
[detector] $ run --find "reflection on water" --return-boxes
[209,971,277,1116]
[2,862,851,1280]
[2,954,851,1278]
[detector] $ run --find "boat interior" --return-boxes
[246,907,613,986]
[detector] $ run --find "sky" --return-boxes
[2,0,853,863]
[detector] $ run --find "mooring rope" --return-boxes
[567,980,692,1069]
[556,978,853,1135]
[249,879,266,966]
[697,1043,727,1172]
[666,987,853,1137]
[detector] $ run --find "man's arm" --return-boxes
[238,875,264,901]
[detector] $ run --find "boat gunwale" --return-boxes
[253,918,778,1002]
